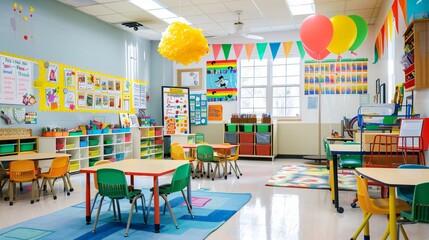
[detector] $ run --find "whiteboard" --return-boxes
[399,119,423,148]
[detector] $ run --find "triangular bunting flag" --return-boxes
[256,43,268,60]
[233,44,243,59]
[222,44,232,60]
[245,43,255,60]
[373,45,379,64]
[269,42,281,60]
[212,44,222,60]
[282,42,293,58]
[398,0,406,24]
[392,0,399,33]
[296,41,306,59]
[388,10,393,41]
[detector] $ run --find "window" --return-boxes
[239,57,301,117]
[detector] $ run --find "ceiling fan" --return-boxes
[231,10,264,40]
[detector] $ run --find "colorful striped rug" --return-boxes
[0,190,251,240]
[266,164,356,191]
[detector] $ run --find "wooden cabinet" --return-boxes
[39,132,133,172]
[403,19,429,91]
[132,126,164,160]
[223,123,277,161]
[0,136,38,156]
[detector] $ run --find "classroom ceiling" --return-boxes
[56,0,383,40]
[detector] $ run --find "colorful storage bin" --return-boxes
[256,144,271,156]
[224,133,238,144]
[256,133,271,144]
[66,143,75,149]
[80,140,88,147]
[20,142,35,151]
[226,124,238,132]
[89,150,101,157]
[89,139,99,146]
[104,147,114,154]
[241,124,254,132]
[0,143,17,153]
[104,139,113,144]
[239,132,254,143]
[256,124,270,133]
[239,143,254,155]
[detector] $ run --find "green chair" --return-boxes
[92,168,147,237]
[339,142,362,169]
[397,164,429,204]
[145,163,194,229]
[396,182,429,239]
[196,145,221,180]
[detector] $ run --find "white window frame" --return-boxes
[238,56,301,118]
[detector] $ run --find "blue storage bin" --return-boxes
[116,152,125,161]
[256,133,271,144]
[224,132,238,144]
[80,140,88,147]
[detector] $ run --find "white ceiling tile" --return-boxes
[186,15,215,24]
[103,2,141,13]
[345,9,373,18]
[97,14,132,23]
[169,5,205,17]
[315,1,345,12]
[159,0,194,7]
[197,3,232,14]
[141,20,169,29]
[121,11,156,21]
[58,0,98,7]
[94,0,127,3]
[271,24,296,31]
[194,22,222,31]
[76,5,116,16]
[345,0,377,11]
[208,12,237,22]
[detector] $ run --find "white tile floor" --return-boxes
[1,158,428,239]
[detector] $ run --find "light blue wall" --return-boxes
[0,0,152,134]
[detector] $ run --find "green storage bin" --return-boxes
[383,116,397,124]
[0,143,17,153]
[89,139,99,146]
[20,142,36,151]
[104,139,113,144]
[226,124,238,132]
[242,124,254,132]
[256,124,270,133]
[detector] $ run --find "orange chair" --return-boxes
[0,162,8,197]
[226,145,242,179]
[7,160,39,206]
[39,156,70,200]
[350,172,411,240]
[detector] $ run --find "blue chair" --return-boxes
[397,164,429,203]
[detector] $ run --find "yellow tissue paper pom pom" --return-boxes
[158,22,209,66]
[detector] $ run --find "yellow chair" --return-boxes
[7,160,39,206]
[90,160,111,215]
[350,172,411,240]
[39,156,70,200]
[226,145,242,179]
[171,143,195,173]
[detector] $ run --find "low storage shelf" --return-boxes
[223,122,277,161]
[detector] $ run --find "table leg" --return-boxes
[333,154,344,213]
[85,173,91,224]
[329,160,335,204]
[389,186,397,240]
[153,176,160,233]
[187,172,192,209]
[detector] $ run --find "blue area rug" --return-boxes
[0,190,251,240]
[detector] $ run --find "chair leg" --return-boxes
[62,176,70,196]
[8,181,14,206]
[145,193,154,223]
[140,195,147,224]
[180,190,194,218]
[234,161,243,176]
[161,194,178,229]
[112,198,117,220]
[92,196,105,233]
[125,195,139,237]
[116,199,122,222]
[46,178,57,200]
[65,172,74,192]
[90,192,100,215]
[351,212,372,240]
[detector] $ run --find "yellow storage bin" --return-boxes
[69,163,80,172]
[89,150,101,157]
[66,143,75,149]
[141,140,149,147]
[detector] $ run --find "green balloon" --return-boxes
[349,15,368,52]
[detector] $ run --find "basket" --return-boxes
[66,143,75,149]
[104,139,113,144]
[80,140,88,147]
[69,163,80,172]
[89,150,101,157]
[89,139,99,146]
[20,142,35,151]
[104,147,114,154]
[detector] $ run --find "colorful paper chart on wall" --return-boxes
[190,93,207,125]
[0,55,34,105]
[162,86,190,135]
[206,60,237,102]
[132,80,147,109]
[304,58,368,95]
[208,104,223,121]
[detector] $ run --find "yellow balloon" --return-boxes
[327,15,357,55]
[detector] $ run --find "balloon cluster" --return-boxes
[300,14,368,60]
[158,22,209,66]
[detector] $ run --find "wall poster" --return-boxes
[304,58,368,95]
[190,93,207,125]
[162,86,190,135]
[0,55,33,105]
[206,60,238,102]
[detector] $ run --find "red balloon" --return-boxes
[300,14,333,56]
[304,45,330,60]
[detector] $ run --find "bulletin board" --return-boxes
[0,55,34,105]
[189,93,207,125]
[1,52,146,113]
[162,86,191,135]
[304,58,368,95]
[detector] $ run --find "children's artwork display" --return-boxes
[132,80,147,109]
[206,60,238,102]
[190,93,207,125]
[208,104,223,121]
[162,86,190,135]
[304,58,368,95]
[0,55,34,105]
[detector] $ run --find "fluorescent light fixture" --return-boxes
[286,0,315,15]
[130,0,192,25]
[130,0,163,11]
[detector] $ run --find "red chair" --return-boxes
[397,136,425,165]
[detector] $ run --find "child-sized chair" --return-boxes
[7,160,39,206]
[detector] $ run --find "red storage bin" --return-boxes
[239,143,254,155]
[256,144,271,156]
[155,128,163,136]
[239,132,254,143]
